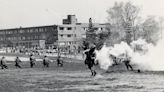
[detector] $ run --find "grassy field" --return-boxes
[0,54,164,92]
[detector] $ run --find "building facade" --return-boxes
[0,15,110,52]
[58,15,109,52]
[0,25,58,49]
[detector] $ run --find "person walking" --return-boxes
[84,46,97,76]
[15,57,22,68]
[57,55,63,67]
[43,56,50,67]
[29,54,36,68]
[0,56,8,69]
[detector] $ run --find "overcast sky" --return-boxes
[0,0,164,29]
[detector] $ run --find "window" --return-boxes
[22,37,25,40]
[0,32,3,34]
[39,28,44,32]
[14,31,17,34]
[69,42,71,44]
[28,37,31,40]
[18,37,21,40]
[19,30,24,33]
[29,29,33,33]
[7,31,12,34]
[67,27,72,30]
[60,34,63,37]
[0,38,2,41]
[67,34,71,37]
[35,36,38,39]
[35,29,39,32]
[7,37,11,40]
[59,27,64,30]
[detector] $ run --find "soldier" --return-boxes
[84,46,97,76]
[43,56,50,67]
[29,54,36,68]
[123,57,133,71]
[57,56,63,67]
[15,57,22,68]
[0,56,8,69]
[110,54,118,65]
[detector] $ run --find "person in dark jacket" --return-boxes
[110,54,118,65]
[0,56,8,69]
[43,56,50,67]
[84,46,97,76]
[123,57,133,71]
[15,57,22,68]
[57,55,63,67]
[29,54,36,68]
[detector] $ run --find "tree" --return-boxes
[83,18,110,50]
[141,16,160,44]
[107,2,140,45]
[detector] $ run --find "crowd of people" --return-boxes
[0,54,64,69]
[0,45,139,77]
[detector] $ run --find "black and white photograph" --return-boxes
[0,0,164,92]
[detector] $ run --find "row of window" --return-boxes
[0,36,43,41]
[83,27,104,31]
[59,34,76,38]
[59,27,75,30]
[59,27,105,31]
[61,41,77,45]
[0,28,54,34]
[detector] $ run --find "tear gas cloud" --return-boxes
[95,38,164,71]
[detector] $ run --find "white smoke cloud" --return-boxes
[133,39,164,71]
[95,45,113,70]
[96,38,164,71]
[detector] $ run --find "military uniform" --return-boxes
[124,58,133,71]
[43,56,50,67]
[15,57,22,68]
[84,47,97,76]
[30,55,35,68]
[0,57,8,69]
[57,56,63,67]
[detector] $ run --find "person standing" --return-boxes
[15,57,22,68]
[110,54,118,65]
[84,46,97,76]
[29,54,36,68]
[43,56,50,67]
[123,58,133,71]
[57,56,63,67]
[0,56,8,69]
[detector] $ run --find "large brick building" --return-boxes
[0,15,110,52]
[0,25,58,49]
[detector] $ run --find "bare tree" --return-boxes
[141,16,160,44]
[107,2,139,45]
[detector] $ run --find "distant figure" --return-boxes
[137,69,141,73]
[43,56,50,67]
[123,58,133,71]
[84,46,97,76]
[0,56,8,69]
[110,54,118,65]
[15,57,22,68]
[29,54,36,68]
[57,56,63,67]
